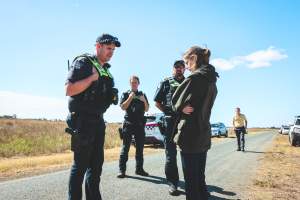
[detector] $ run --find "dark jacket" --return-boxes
[172,64,218,153]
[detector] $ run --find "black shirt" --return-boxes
[120,90,149,122]
[154,76,185,115]
[66,54,114,114]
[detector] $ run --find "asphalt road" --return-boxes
[0,131,275,200]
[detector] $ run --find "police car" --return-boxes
[289,116,300,146]
[144,113,164,146]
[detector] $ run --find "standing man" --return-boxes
[65,33,121,200]
[232,107,248,151]
[154,60,185,195]
[117,76,150,178]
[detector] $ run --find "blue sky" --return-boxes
[0,0,299,127]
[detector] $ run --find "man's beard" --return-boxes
[175,73,184,80]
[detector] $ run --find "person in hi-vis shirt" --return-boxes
[232,107,248,151]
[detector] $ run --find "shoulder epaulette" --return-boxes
[163,77,173,82]
[73,53,94,62]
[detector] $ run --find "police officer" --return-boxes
[154,60,185,195]
[65,33,121,200]
[117,75,150,178]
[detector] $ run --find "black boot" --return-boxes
[135,169,149,176]
[168,183,179,196]
[117,171,126,178]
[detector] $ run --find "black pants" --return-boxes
[235,127,246,150]
[68,115,106,200]
[163,116,179,187]
[181,151,208,200]
[119,121,145,172]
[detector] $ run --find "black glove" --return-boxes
[118,127,123,140]
[111,88,119,105]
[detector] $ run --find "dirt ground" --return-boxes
[246,134,300,200]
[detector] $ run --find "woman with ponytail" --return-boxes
[172,46,219,200]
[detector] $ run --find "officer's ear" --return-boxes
[95,43,103,49]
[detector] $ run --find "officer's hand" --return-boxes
[91,67,99,81]
[129,92,136,99]
[139,95,147,102]
[182,105,194,115]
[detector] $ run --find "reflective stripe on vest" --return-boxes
[86,57,113,79]
[168,78,180,89]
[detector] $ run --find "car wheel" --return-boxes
[290,133,297,146]
[217,131,221,138]
[159,142,164,148]
[225,131,228,137]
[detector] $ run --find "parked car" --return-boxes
[211,122,228,137]
[289,116,300,146]
[279,125,290,135]
[144,113,164,146]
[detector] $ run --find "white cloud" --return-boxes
[0,91,68,120]
[211,46,288,71]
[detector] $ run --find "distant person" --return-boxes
[117,75,150,178]
[65,33,120,200]
[172,46,218,200]
[232,107,248,151]
[154,60,185,195]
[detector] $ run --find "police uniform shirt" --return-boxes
[154,76,184,114]
[66,54,114,114]
[120,90,149,122]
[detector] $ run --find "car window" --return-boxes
[295,119,300,125]
[146,116,156,123]
[211,124,218,128]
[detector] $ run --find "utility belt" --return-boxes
[65,112,104,152]
[118,118,146,140]
[163,107,174,116]
[124,116,146,125]
[65,112,103,135]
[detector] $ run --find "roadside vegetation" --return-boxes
[0,119,122,158]
[248,134,300,199]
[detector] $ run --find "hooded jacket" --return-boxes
[171,64,218,153]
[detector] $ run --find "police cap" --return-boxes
[96,33,121,47]
[173,60,185,68]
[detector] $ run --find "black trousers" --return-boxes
[163,116,179,186]
[119,121,145,172]
[235,127,246,149]
[181,151,208,200]
[68,115,106,200]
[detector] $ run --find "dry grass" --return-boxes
[0,119,122,158]
[0,119,69,157]
[247,134,300,200]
